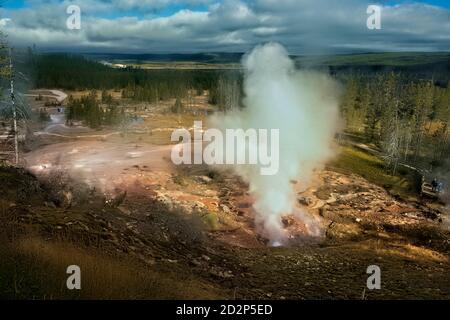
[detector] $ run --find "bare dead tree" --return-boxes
[8,48,18,164]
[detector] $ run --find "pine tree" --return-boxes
[171,97,184,114]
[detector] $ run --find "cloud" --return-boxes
[112,0,213,10]
[0,0,449,53]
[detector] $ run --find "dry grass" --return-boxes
[67,89,123,100]
[0,166,225,300]
[0,236,224,299]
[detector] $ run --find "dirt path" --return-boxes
[25,89,68,103]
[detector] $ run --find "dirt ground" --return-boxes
[3,91,449,299]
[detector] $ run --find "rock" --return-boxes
[118,205,131,215]
[191,259,202,266]
[220,204,231,213]
[211,269,234,278]
[156,192,174,209]
[298,196,313,206]
[202,254,211,261]
[62,190,73,208]
[193,201,206,209]
[77,221,90,231]
[111,191,127,207]
[198,176,212,183]
[137,254,155,266]
[203,189,216,197]
[319,207,326,217]
[282,217,295,227]
[187,201,207,215]
[166,259,178,263]
[222,270,234,278]
[44,201,57,208]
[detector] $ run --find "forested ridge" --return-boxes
[341,72,449,171]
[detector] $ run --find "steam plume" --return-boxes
[209,42,341,244]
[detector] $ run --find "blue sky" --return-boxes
[2,0,26,9]
[3,0,449,17]
[2,0,211,16]
[385,0,450,8]
[2,0,450,11]
[0,0,449,53]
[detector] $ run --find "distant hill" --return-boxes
[82,52,245,64]
[80,51,449,67]
[294,52,450,82]
[295,52,450,67]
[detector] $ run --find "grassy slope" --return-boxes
[329,146,420,200]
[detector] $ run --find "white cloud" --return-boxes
[0,0,449,53]
[0,18,11,27]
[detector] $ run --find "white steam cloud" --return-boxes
[209,42,341,244]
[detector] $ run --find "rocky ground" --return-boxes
[1,94,448,299]
[3,143,448,299]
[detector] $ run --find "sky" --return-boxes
[0,0,449,54]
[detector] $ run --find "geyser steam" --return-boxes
[209,42,341,244]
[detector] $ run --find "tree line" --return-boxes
[35,54,220,92]
[66,91,123,128]
[340,72,449,172]
[34,53,244,111]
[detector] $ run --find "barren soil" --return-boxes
[3,92,448,299]
[20,138,450,299]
